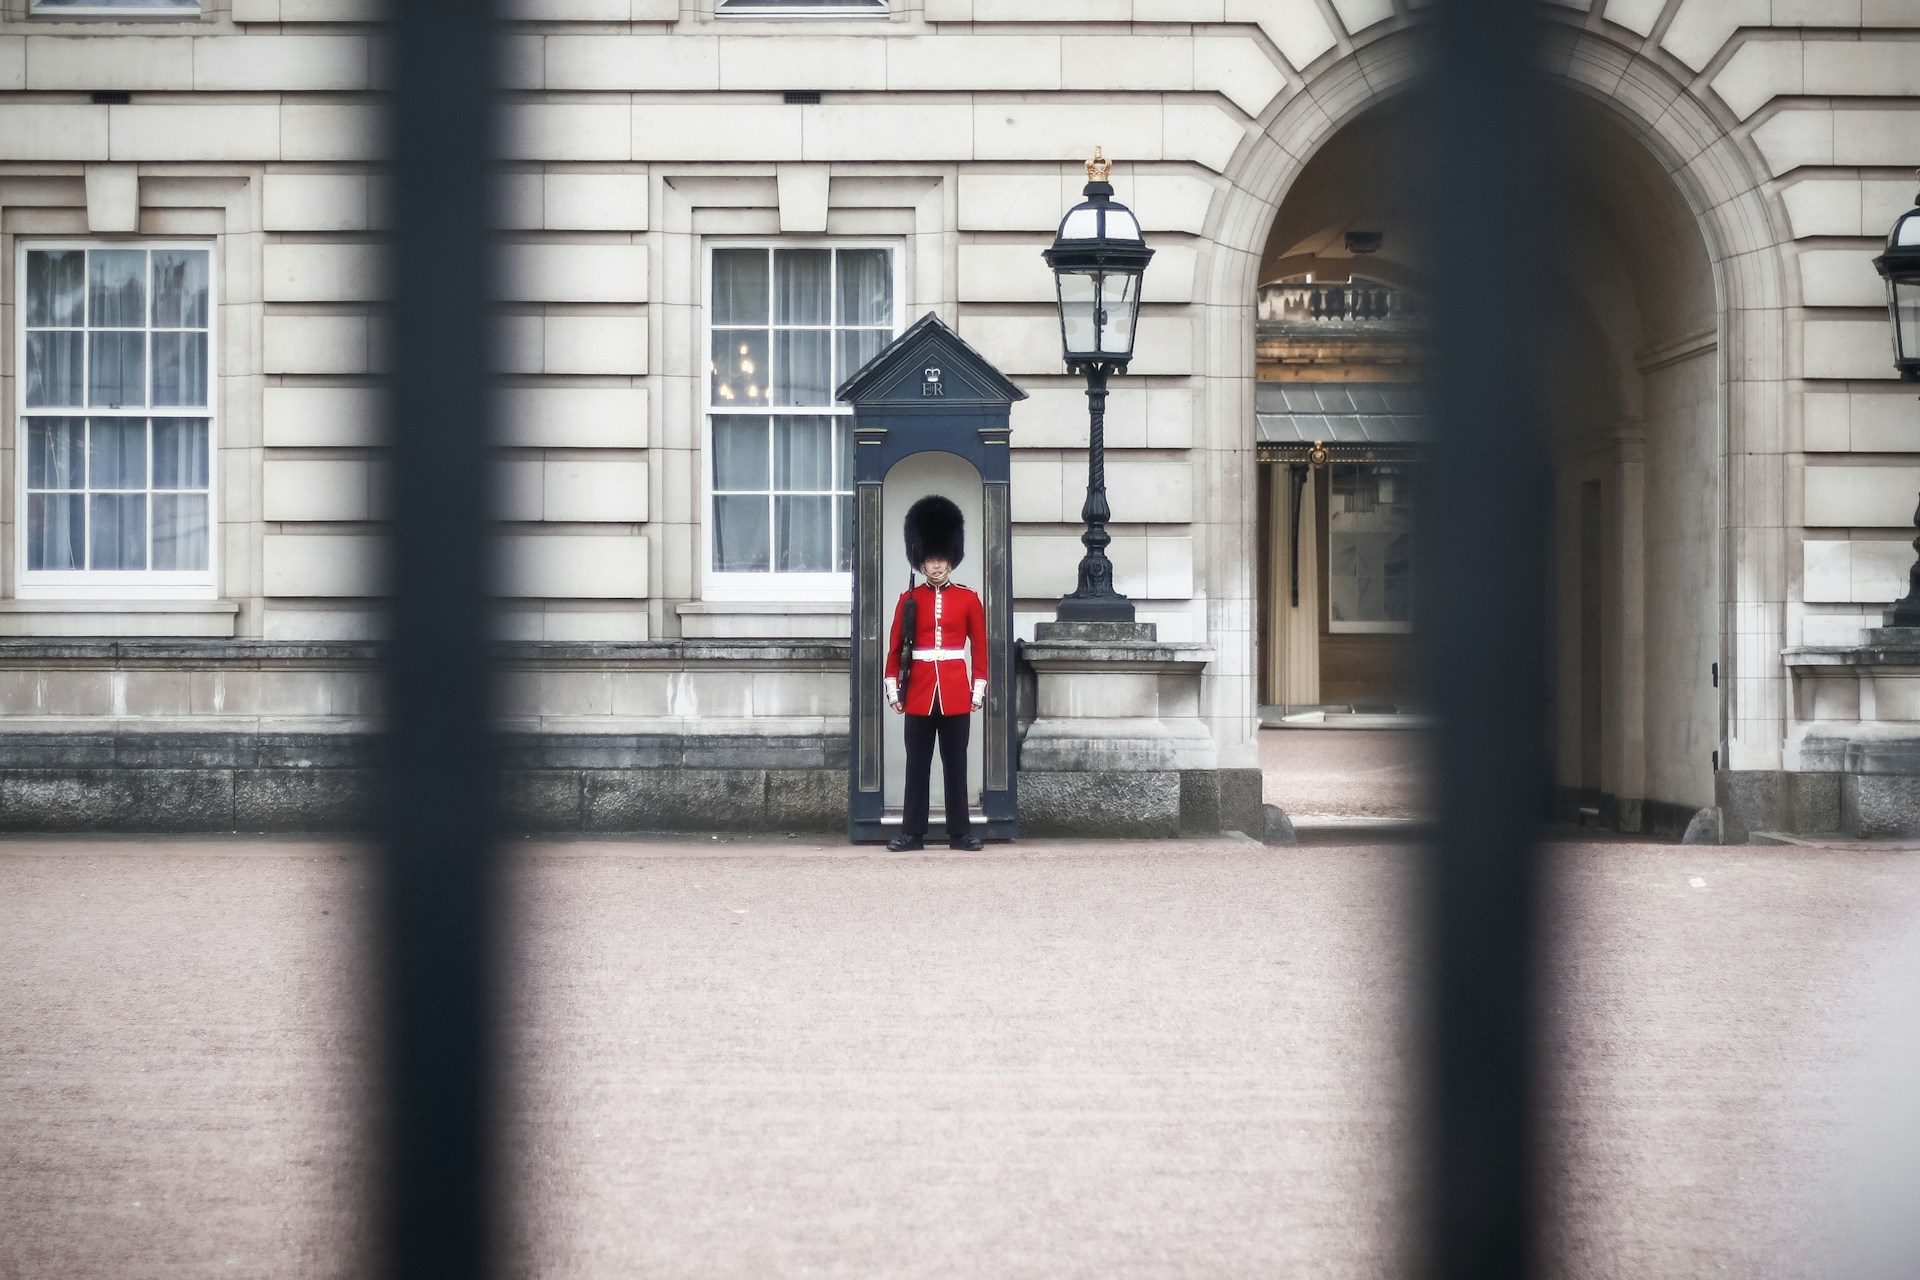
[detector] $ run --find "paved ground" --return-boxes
[5,834,1920,1278]
[1259,727,1431,820]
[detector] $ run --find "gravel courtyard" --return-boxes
[4,834,1920,1278]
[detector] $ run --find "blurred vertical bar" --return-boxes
[379,0,503,1276]
[1417,0,1555,1277]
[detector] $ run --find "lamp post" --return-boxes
[1044,148,1154,622]
[1873,173,1920,625]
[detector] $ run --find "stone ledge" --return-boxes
[0,730,847,773]
[0,599,240,639]
[0,638,377,664]
[515,639,849,664]
[1784,644,1920,669]
[1018,639,1214,669]
[0,637,851,665]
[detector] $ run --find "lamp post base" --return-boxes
[1034,618,1157,643]
[1055,590,1136,623]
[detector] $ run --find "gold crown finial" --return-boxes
[1086,147,1111,183]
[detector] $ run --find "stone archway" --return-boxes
[1194,19,1789,828]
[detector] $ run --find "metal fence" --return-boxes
[373,0,1555,1274]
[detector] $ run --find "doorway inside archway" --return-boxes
[1254,103,1426,721]
[1252,92,1722,834]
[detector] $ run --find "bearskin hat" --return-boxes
[904,494,965,570]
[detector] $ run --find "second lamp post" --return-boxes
[1044,148,1154,622]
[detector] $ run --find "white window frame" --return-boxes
[1325,461,1413,635]
[717,0,885,16]
[29,0,199,15]
[701,238,903,604]
[14,238,219,601]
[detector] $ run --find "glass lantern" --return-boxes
[1043,149,1155,371]
[1874,182,1920,381]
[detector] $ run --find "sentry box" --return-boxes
[835,313,1027,844]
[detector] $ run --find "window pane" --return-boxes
[1329,464,1412,625]
[835,329,890,386]
[88,250,147,328]
[836,494,854,573]
[89,493,148,570]
[25,332,84,408]
[36,0,198,8]
[152,332,209,407]
[837,249,891,327]
[152,250,210,328]
[1060,207,1100,239]
[28,418,86,490]
[1383,532,1412,622]
[712,249,769,325]
[774,417,832,491]
[775,495,833,572]
[90,419,148,490]
[712,330,770,407]
[26,250,85,327]
[1097,269,1139,354]
[836,419,854,489]
[1897,280,1920,365]
[1058,270,1098,353]
[774,249,831,325]
[152,494,210,571]
[714,495,770,572]
[774,329,831,406]
[713,417,770,490]
[27,494,85,571]
[89,332,147,408]
[154,419,210,489]
[1329,540,1378,624]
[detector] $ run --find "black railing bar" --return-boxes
[377,0,506,1276]
[1417,0,1557,1277]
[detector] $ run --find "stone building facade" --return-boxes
[0,0,1916,836]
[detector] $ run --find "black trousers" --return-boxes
[902,711,972,839]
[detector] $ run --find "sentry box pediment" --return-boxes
[835,313,1027,844]
[835,310,1028,411]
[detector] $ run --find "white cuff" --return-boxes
[972,679,987,697]
[885,677,899,698]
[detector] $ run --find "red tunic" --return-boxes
[884,581,988,716]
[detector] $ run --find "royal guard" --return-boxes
[884,495,988,851]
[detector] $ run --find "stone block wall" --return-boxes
[1,1,1919,830]
[0,637,1266,836]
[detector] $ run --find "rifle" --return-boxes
[896,570,917,706]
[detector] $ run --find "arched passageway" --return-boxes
[1250,89,1721,832]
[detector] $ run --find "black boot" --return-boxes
[948,833,983,851]
[886,834,924,852]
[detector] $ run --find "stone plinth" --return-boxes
[1780,633,1920,837]
[1016,625,1262,838]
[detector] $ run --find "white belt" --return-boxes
[913,648,967,660]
